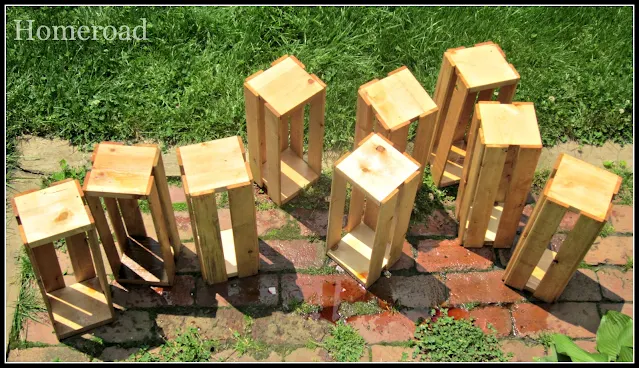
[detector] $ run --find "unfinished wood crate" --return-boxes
[176,136,259,285]
[503,154,622,303]
[429,41,520,188]
[83,142,181,287]
[456,102,542,248]
[326,133,421,288]
[244,54,327,206]
[11,179,115,340]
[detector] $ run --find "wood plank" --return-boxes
[457,137,485,242]
[261,148,320,205]
[152,154,182,255]
[412,110,438,187]
[220,229,239,277]
[147,180,176,285]
[346,188,365,232]
[308,89,326,175]
[86,229,115,318]
[244,84,264,186]
[494,147,541,248]
[184,193,205,276]
[367,190,398,287]
[389,171,420,265]
[31,242,65,292]
[533,215,605,302]
[228,183,259,278]
[326,169,348,250]
[448,44,519,91]
[280,111,289,151]
[103,198,127,255]
[497,82,518,103]
[389,124,410,152]
[502,196,567,290]
[464,146,507,247]
[191,192,227,284]
[264,104,283,205]
[452,87,478,142]
[430,52,457,160]
[24,244,57,330]
[117,198,147,238]
[477,88,494,102]
[289,107,305,158]
[455,110,481,219]
[65,233,96,283]
[117,237,170,286]
[86,196,122,274]
[354,90,375,147]
[495,145,518,202]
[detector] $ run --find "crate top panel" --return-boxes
[361,67,437,131]
[477,102,542,148]
[448,43,519,91]
[336,133,420,204]
[178,136,250,196]
[13,180,94,247]
[84,143,158,197]
[545,154,621,222]
[245,55,325,116]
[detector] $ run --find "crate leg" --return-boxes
[389,125,410,153]
[86,196,122,274]
[31,242,65,292]
[24,244,56,335]
[457,137,485,242]
[412,110,438,189]
[346,188,365,232]
[494,147,541,248]
[280,112,289,152]
[147,179,176,285]
[117,198,147,237]
[265,104,282,205]
[86,228,116,318]
[354,89,374,147]
[326,169,348,251]
[244,84,264,187]
[229,183,260,278]
[153,154,182,256]
[184,192,206,279]
[452,87,478,143]
[308,89,326,175]
[503,195,567,290]
[464,146,508,248]
[455,111,481,219]
[497,81,518,103]
[290,107,305,158]
[65,233,96,283]
[103,198,127,254]
[495,146,518,203]
[430,52,457,162]
[366,191,399,287]
[388,171,420,266]
[191,192,227,284]
[477,88,495,103]
[533,215,606,302]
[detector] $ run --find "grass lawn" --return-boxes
[6,6,633,174]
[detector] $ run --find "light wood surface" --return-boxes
[525,248,557,292]
[448,43,519,91]
[262,147,320,205]
[244,83,264,186]
[220,229,239,278]
[191,192,228,284]
[228,183,259,278]
[477,102,542,148]
[326,169,348,250]
[336,134,419,204]
[65,233,96,283]
[14,180,94,248]
[118,236,171,286]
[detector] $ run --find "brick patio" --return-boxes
[6,184,634,362]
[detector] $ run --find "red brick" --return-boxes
[558,269,602,302]
[547,234,568,252]
[408,209,457,237]
[599,303,634,318]
[512,302,600,338]
[389,240,415,271]
[291,208,329,237]
[610,205,633,233]
[251,311,332,345]
[500,340,546,362]
[281,274,370,308]
[558,212,580,232]
[370,275,448,309]
[195,274,278,307]
[371,345,415,362]
[446,270,525,305]
[176,242,200,273]
[469,306,512,337]
[156,308,245,342]
[111,275,195,307]
[516,205,534,232]
[584,236,633,266]
[168,185,186,203]
[346,311,415,343]
[259,239,324,271]
[597,269,633,301]
[416,238,493,273]
[256,209,292,236]
[21,312,59,345]
[284,348,331,362]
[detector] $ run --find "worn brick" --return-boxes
[168,185,186,203]
[469,306,512,337]
[8,346,90,362]
[558,269,602,302]
[256,209,291,236]
[195,274,278,307]
[111,275,195,308]
[599,303,634,318]
[558,212,580,232]
[610,205,633,233]
[284,348,330,362]
[389,240,415,271]
[370,274,448,309]
[416,238,493,273]
[259,239,324,271]
[251,311,332,345]
[584,236,633,266]
[408,209,457,237]
[144,211,193,241]
[156,308,245,342]
[291,208,329,237]
[446,270,525,305]
[176,242,201,273]
[512,302,600,338]
[21,312,59,345]
[98,347,140,362]
[281,274,370,308]
[92,310,155,344]
[371,345,415,362]
[235,351,283,362]
[598,268,633,302]
[500,340,546,362]
[347,311,415,344]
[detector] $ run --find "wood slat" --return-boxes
[147,179,176,285]
[430,53,457,159]
[243,84,264,186]
[289,107,305,158]
[228,183,260,278]
[452,86,479,143]
[264,104,283,205]
[280,111,289,151]
[412,110,438,188]
[366,190,398,287]
[326,169,348,250]
[65,233,96,283]
[497,82,518,103]
[117,198,147,238]
[86,196,122,274]
[191,192,227,284]
[388,171,420,265]
[354,89,375,148]
[346,188,365,232]
[152,154,182,255]
[457,138,485,242]
[86,229,115,317]
[389,124,410,153]
[455,110,482,219]
[308,89,326,175]
[32,242,65,292]
[495,145,518,202]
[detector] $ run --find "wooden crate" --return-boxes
[456,102,542,248]
[326,133,421,288]
[244,55,327,206]
[176,136,259,285]
[429,41,520,188]
[83,142,181,287]
[11,179,115,340]
[503,154,622,303]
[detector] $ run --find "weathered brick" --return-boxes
[291,208,329,237]
[469,306,512,337]
[597,269,633,302]
[389,240,415,271]
[599,303,634,318]
[347,311,415,344]
[446,270,525,305]
[195,274,278,307]
[416,238,493,273]
[584,236,633,266]
[8,346,90,362]
[610,205,632,233]
[256,209,291,236]
[371,345,415,362]
[408,209,457,237]
[281,274,370,308]
[111,275,195,308]
[284,348,330,362]
[558,212,580,232]
[500,340,546,362]
[168,185,186,203]
[156,308,246,342]
[512,302,600,338]
[251,311,332,345]
[558,269,602,302]
[144,211,193,241]
[92,310,155,344]
[21,312,59,345]
[370,274,448,309]
[98,347,140,362]
[259,239,324,271]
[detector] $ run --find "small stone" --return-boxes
[268,287,277,295]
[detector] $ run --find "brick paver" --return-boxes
[259,239,325,271]
[8,346,91,362]
[280,274,370,308]
[176,242,201,273]
[558,269,602,302]
[21,312,59,345]
[156,308,245,342]
[512,302,600,338]
[408,209,457,237]
[290,208,329,237]
[284,347,330,362]
[347,311,416,344]
[195,274,278,307]
[599,303,633,318]
[446,270,525,305]
[389,240,416,271]
[371,345,415,362]
[168,185,186,203]
[98,347,139,362]
[500,340,546,362]
[111,275,195,308]
[370,274,448,309]
[250,311,332,345]
[597,268,633,302]
[416,238,494,273]
[91,310,155,344]
[469,306,513,337]
[610,205,633,233]
[584,236,633,266]
[256,209,293,236]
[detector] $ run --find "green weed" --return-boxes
[603,161,633,205]
[40,159,88,189]
[338,300,383,318]
[623,257,633,272]
[127,327,217,362]
[312,320,366,362]
[599,222,615,238]
[531,169,552,196]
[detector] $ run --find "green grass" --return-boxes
[599,222,615,238]
[6,6,633,177]
[603,160,633,205]
[311,320,366,362]
[288,300,322,316]
[127,327,217,362]
[623,257,633,272]
[338,300,383,318]
[40,159,89,189]
[531,168,552,197]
